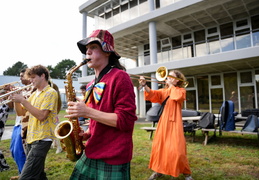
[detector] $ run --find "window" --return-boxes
[251,15,259,46]
[186,90,197,110]
[121,3,128,12]
[240,71,252,84]
[207,27,220,54]
[129,0,138,8]
[211,75,221,86]
[144,51,150,65]
[194,30,206,56]
[144,44,150,65]
[161,38,170,45]
[171,36,182,60]
[155,0,160,8]
[186,77,194,88]
[224,72,238,111]
[211,88,223,113]
[172,36,181,49]
[144,44,150,50]
[183,33,192,41]
[240,86,255,110]
[220,22,234,52]
[182,33,194,58]
[139,0,147,4]
[239,71,254,110]
[208,27,217,34]
[113,7,120,16]
[235,19,251,49]
[105,11,112,19]
[197,76,209,112]
[236,19,248,28]
[194,30,205,43]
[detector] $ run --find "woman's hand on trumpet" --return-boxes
[138,76,151,92]
[138,76,146,87]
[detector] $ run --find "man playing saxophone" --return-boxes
[65,29,137,180]
[11,65,58,180]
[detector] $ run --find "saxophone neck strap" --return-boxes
[85,64,112,103]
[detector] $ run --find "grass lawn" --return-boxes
[1,110,259,180]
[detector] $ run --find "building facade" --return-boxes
[78,0,259,117]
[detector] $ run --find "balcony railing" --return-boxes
[139,30,259,66]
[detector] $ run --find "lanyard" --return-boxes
[84,64,112,103]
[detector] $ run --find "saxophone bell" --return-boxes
[54,120,83,162]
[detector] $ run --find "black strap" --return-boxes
[85,64,112,103]
[157,96,169,117]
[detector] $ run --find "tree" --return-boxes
[3,61,28,76]
[53,59,81,79]
[3,59,84,79]
[47,65,57,79]
[87,66,95,76]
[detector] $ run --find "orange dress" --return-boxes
[145,86,191,177]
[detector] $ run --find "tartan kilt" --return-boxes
[69,154,131,180]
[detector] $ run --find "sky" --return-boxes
[0,0,95,75]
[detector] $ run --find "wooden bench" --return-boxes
[141,116,201,140]
[140,127,157,140]
[202,128,259,145]
[201,118,259,145]
[142,114,259,145]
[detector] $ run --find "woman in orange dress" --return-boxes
[139,70,193,180]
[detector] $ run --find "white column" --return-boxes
[148,0,155,11]
[149,22,158,92]
[139,89,146,117]
[149,1,159,109]
[139,0,158,117]
[82,12,87,77]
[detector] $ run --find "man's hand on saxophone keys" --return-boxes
[65,100,89,119]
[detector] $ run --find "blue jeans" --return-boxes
[10,125,26,174]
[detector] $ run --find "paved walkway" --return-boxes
[1,125,13,140]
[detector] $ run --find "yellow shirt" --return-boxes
[26,85,58,144]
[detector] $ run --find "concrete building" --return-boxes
[77,0,259,117]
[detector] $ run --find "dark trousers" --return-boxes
[19,140,52,180]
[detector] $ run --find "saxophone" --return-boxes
[54,59,89,162]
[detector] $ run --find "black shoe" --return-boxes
[0,165,10,172]
[148,172,163,180]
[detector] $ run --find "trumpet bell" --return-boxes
[156,66,168,81]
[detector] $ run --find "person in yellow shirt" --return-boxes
[139,70,193,180]
[11,65,58,180]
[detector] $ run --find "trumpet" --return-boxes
[130,66,189,88]
[0,81,20,90]
[0,84,33,105]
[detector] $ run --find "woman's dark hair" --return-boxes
[109,56,126,71]
[80,84,86,90]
